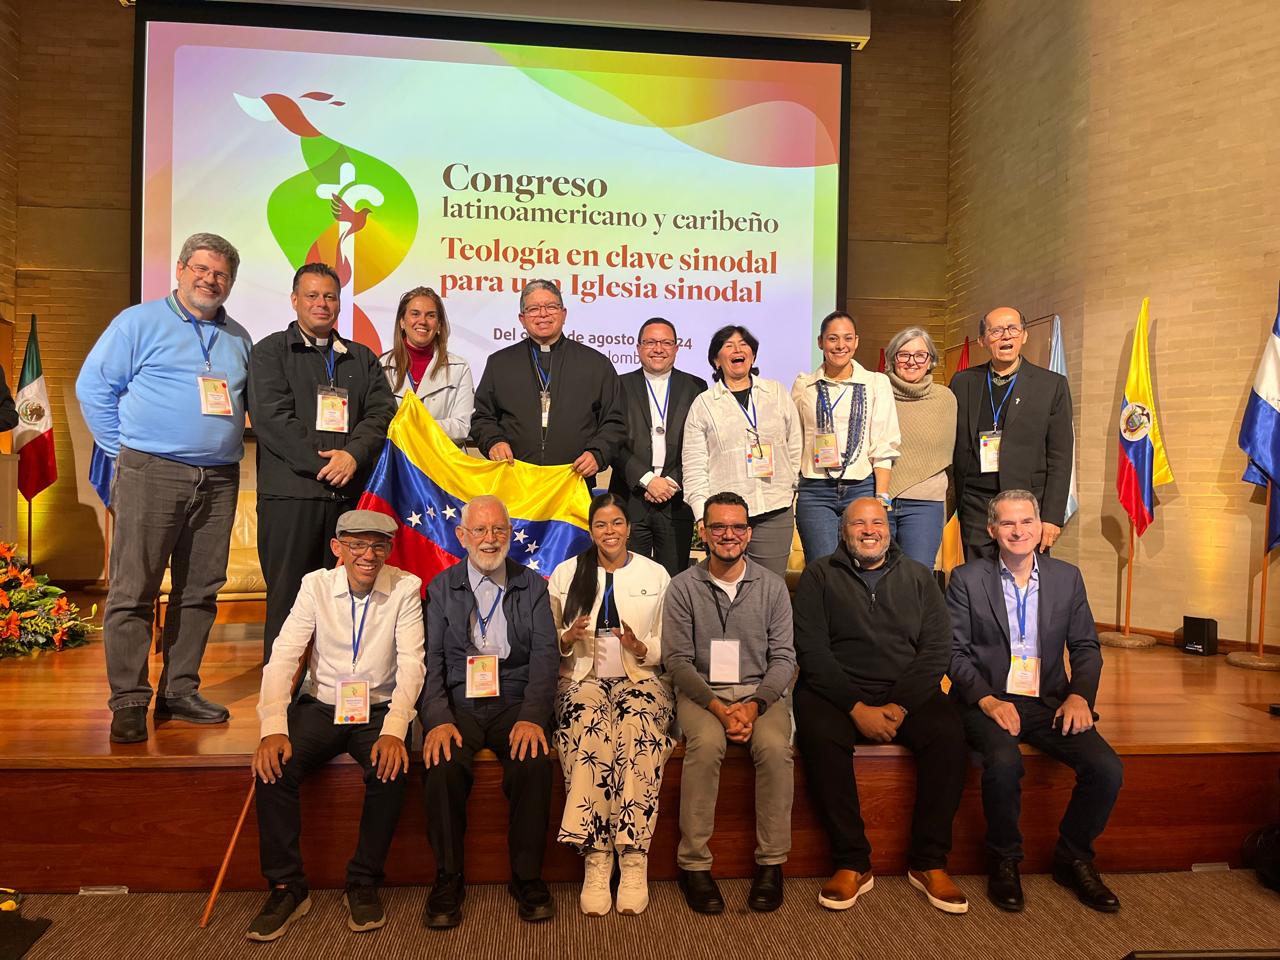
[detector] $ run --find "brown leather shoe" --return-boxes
[817,869,874,910]
[908,869,969,914]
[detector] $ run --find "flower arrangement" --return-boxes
[0,542,96,658]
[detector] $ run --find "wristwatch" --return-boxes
[748,696,768,714]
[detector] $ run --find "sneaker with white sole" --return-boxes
[245,885,310,942]
[579,849,614,916]
[616,850,650,915]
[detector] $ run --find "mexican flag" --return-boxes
[15,315,56,501]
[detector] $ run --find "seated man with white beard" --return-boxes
[419,495,560,928]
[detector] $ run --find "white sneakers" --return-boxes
[579,848,651,916]
[580,849,614,916]
[616,851,650,915]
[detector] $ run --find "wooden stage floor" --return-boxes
[2,626,1279,892]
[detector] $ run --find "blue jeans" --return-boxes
[795,476,874,566]
[889,498,946,570]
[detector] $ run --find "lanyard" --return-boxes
[1011,577,1031,659]
[987,368,1019,430]
[816,381,867,480]
[815,383,849,433]
[350,593,371,667]
[475,579,504,640]
[706,580,732,634]
[530,344,552,392]
[321,344,337,386]
[171,294,219,371]
[601,582,615,629]
[645,377,670,427]
[734,385,759,435]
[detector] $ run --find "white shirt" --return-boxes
[791,361,901,481]
[258,565,426,741]
[710,567,746,603]
[641,369,672,478]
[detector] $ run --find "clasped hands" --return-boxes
[850,701,906,743]
[709,698,760,744]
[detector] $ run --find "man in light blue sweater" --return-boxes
[76,233,253,744]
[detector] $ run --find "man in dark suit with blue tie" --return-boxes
[609,318,708,576]
[947,489,1123,914]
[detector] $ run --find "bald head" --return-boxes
[842,497,891,568]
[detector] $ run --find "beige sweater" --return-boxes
[887,372,957,500]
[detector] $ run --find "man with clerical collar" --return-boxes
[948,489,1124,913]
[950,306,1073,559]
[470,279,626,481]
[419,495,559,928]
[248,262,396,657]
[248,510,425,942]
[77,232,252,744]
[793,497,969,914]
[609,317,709,576]
[663,491,797,915]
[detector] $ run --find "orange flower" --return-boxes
[0,543,14,561]
[51,596,70,617]
[19,571,37,590]
[5,564,18,580]
[0,591,10,609]
[0,612,20,640]
[52,626,67,650]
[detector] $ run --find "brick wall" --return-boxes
[949,0,1280,645]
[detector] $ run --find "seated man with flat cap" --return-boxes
[419,494,559,928]
[248,509,425,942]
[948,489,1124,914]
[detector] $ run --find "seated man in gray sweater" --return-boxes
[662,491,797,915]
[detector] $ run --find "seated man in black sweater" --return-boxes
[793,497,968,915]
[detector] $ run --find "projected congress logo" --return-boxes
[233,90,419,353]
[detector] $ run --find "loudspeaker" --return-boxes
[1178,616,1218,656]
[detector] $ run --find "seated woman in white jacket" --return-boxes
[378,286,474,444]
[548,492,673,918]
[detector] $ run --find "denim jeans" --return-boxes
[794,476,874,566]
[104,447,239,711]
[889,498,946,570]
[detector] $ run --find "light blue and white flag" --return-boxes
[1239,287,1280,551]
[1048,314,1079,524]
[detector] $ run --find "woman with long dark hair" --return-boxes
[378,286,474,443]
[548,492,673,917]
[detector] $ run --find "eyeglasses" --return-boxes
[985,325,1024,340]
[639,339,677,349]
[338,538,390,557]
[183,261,231,286]
[464,525,511,540]
[522,304,563,317]
[706,523,749,537]
[895,351,931,366]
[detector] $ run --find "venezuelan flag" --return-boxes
[358,393,591,591]
[1116,298,1174,536]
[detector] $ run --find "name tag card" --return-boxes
[334,676,370,724]
[812,433,840,469]
[316,386,350,433]
[593,629,626,678]
[466,654,500,698]
[709,638,741,684]
[197,374,233,416]
[979,430,1002,473]
[746,440,775,479]
[1005,655,1041,698]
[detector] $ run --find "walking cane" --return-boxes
[200,637,315,928]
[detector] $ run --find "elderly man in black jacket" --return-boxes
[249,263,396,657]
[470,279,625,480]
[793,497,968,916]
[418,494,559,929]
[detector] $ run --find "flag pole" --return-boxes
[1228,482,1280,670]
[26,500,31,565]
[1100,516,1157,647]
[1123,519,1134,635]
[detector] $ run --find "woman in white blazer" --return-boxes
[378,286,475,444]
[548,492,673,918]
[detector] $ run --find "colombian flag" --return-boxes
[358,393,591,592]
[1116,298,1174,536]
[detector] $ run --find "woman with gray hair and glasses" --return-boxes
[885,327,957,569]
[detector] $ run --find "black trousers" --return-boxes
[423,701,552,882]
[960,484,997,560]
[960,696,1124,863]
[256,697,407,889]
[628,500,694,578]
[794,684,967,873]
[257,496,348,658]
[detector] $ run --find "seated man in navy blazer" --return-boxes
[947,489,1123,914]
[419,494,559,928]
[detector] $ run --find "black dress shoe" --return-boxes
[154,693,229,724]
[677,868,724,915]
[423,873,465,929]
[109,706,148,744]
[508,878,555,922]
[987,858,1025,912]
[747,864,784,912]
[1052,859,1121,912]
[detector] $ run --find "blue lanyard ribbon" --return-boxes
[645,377,670,427]
[1011,578,1031,660]
[476,579,504,641]
[816,382,849,433]
[350,593,371,667]
[987,368,1019,430]
[530,345,551,392]
[736,385,759,434]
[322,345,337,385]
[601,583,615,628]
[170,293,219,371]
